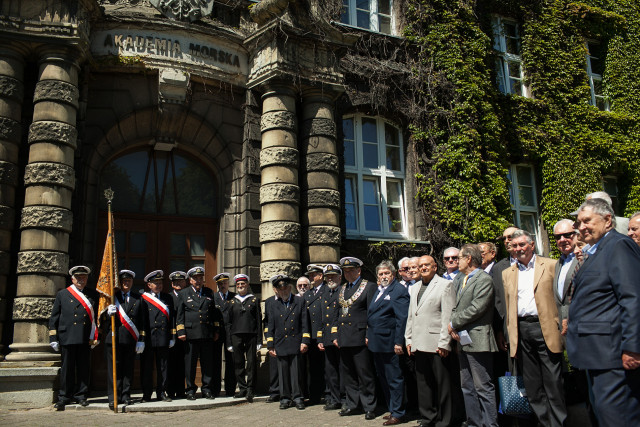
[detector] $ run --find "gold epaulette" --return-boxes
[177,324,185,331]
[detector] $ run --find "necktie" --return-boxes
[124,292,129,303]
[567,255,588,304]
[459,275,469,294]
[221,293,226,301]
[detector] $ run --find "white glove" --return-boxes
[107,305,117,316]
[91,340,100,349]
[256,344,262,352]
[136,342,145,354]
[227,346,233,352]
[50,341,60,352]
[169,339,175,348]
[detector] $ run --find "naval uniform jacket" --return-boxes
[266,295,310,356]
[214,290,236,342]
[176,286,222,340]
[319,287,341,346]
[226,294,262,338]
[49,286,99,345]
[336,277,377,348]
[304,284,327,342]
[102,290,146,346]
[143,292,176,347]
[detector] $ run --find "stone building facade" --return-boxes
[0,0,430,407]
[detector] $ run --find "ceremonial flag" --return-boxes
[96,206,119,327]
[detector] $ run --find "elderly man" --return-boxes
[296,276,310,296]
[573,191,628,234]
[367,260,410,426]
[502,230,566,427]
[568,199,640,425]
[442,248,460,281]
[552,219,579,337]
[398,257,412,285]
[304,264,327,404]
[212,272,236,398]
[449,244,499,427]
[405,255,456,427]
[628,211,640,246]
[318,264,343,410]
[167,271,187,399]
[335,257,378,420]
[49,266,99,410]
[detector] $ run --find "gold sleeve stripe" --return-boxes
[331,327,338,333]
[266,337,273,342]
[49,330,57,336]
[317,331,323,337]
[302,333,310,338]
[171,329,177,334]
[177,324,185,331]
[264,327,268,333]
[140,331,146,336]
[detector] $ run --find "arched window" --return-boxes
[343,115,406,237]
[99,149,217,218]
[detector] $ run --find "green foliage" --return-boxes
[403,0,640,252]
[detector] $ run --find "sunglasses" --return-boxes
[554,231,576,240]
[399,267,409,272]
[444,256,459,261]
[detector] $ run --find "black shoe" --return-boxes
[339,408,359,416]
[141,396,152,403]
[234,390,247,398]
[204,392,215,400]
[108,403,114,410]
[266,395,280,403]
[365,411,376,420]
[186,394,196,401]
[54,401,66,411]
[246,390,254,402]
[324,402,342,410]
[160,392,172,402]
[79,399,89,407]
[279,401,290,410]
[123,398,133,405]
[296,402,305,410]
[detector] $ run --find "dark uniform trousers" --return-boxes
[168,290,185,398]
[336,278,377,412]
[186,339,214,394]
[213,292,236,396]
[142,346,170,399]
[141,292,175,400]
[232,333,258,391]
[49,286,99,403]
[264,296,280,398]
[304,286,327,403]
[105,342,136,404]
[279,353,302,403]
[226,295,261,394]
[320,287,341,406]
[324,345,341,405]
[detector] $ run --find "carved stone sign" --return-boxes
[149,0,215,22]
[91,29,248,78]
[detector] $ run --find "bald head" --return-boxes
[418,255,438,283]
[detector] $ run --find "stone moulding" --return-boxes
[301,118,336,138]
[0,161,18,186]
[28,121,78,149]
[305,153,339,172]
[259,183,300,204]
[16,250,69,275]
[20,206,73,232]
[0,75,24,102]
[0,117,21,144]
[12,297,55,320]
[307,225,341,245]
[306,189,340,208]
[33,80,79,109]
[260,111,297,133]
[24,163,75,189]
[260,146,299,168]
[259,221,301,243]
[260,260,301,282]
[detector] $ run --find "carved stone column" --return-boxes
[259,83,301,296]
[0,48,25,361]
[5,50,78,363]
[300,88,341,265]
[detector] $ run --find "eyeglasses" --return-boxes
[399,267,408,272]
[553,231,576,240]
[444,256,458,261]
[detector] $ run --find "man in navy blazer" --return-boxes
[568,198,640,425]
[367,260,410,426]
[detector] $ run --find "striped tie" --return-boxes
[567,254,588,304]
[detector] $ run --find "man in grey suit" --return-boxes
[552,219,579,337]
[405,255,456,427]
[448,244,499,427]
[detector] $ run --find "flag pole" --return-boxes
[105,188,118,414]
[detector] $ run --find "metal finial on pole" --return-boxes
[104,187,114,204]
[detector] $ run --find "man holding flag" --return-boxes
[103,270,146,409]
[49,266,100,410]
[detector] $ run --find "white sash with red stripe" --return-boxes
[67,285,98,342]
[142,292,170,320]
[115,297,140,341]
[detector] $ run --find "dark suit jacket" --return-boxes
[49,286,99,345]
[319,287,340,346]
[143,292,175,347]
[214,290,236,343]
[176,286,222,340]
[336,276,377,348]
[567,231,640,370]
[304,284,327,340]
[266,294,310,356]
[366,280,409,353]
[489,258,510,328]
[553,255,578,323]
[102,290,146,346]
[263,295,276,344]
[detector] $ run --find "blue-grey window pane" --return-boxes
[171,234,186,256]
[170,259,186,273]
[173,155,217,217]
[364,205,381,231]
[190,260,205,269]
[362,118,377,142]
[510,78,522,96]
[379,16,391,34]
[388,207,403,232]
[386,146,400,170]
[356,0,369,11]
[345,178,355,203]
[518,186,535,207]
[115,230,126,252]
[129,258,146,279]
[516,166,532,186]
[357,11,369,28]
[343,118,354,139]
[345,204,357,230]
[363,179,379,204]
[100,151,147,213]
[519,213,537,236]
[130,232,146,253]
[344,140,356,167]
[363,143,378,168]
[190,235,205,256]
[379,0,391,15]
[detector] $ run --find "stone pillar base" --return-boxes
[4,343,61,362]
[0,366,59,409]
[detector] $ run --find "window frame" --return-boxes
[493,16,529,98]
[340,0,394,35]
[586,41,610,111]
[507,164,542,253]
[602,175,619,213]
[343,114,407,239]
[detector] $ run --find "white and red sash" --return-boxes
[142,292,170,320]
[67,285,98,342]
[115,297,140,341]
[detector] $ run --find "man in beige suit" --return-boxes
[405,255,456,427]
[502,230,566,427]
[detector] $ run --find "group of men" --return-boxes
[49,267,262,410]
